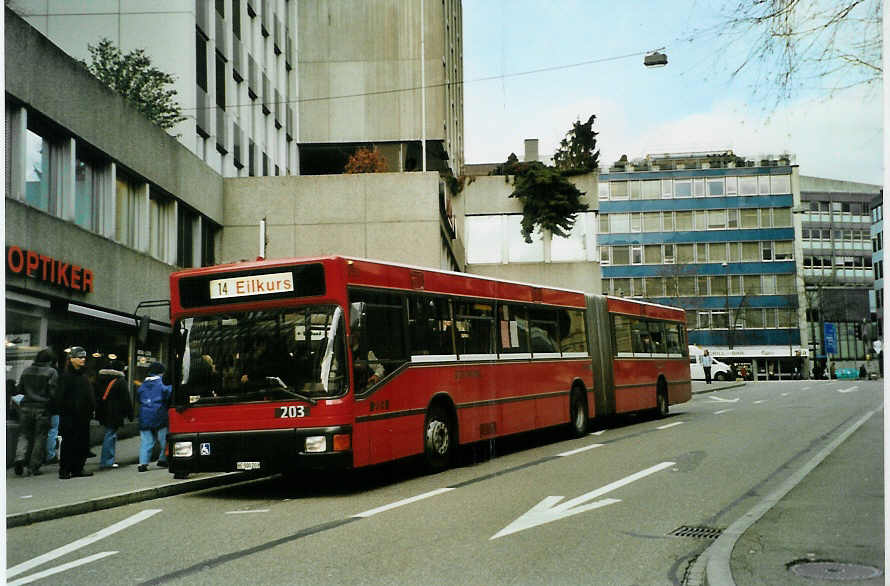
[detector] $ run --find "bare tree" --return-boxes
[697,0,881,105]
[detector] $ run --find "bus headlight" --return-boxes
[173,442,193,458]
[305,436,327,453]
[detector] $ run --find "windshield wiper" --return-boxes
[263,376,318,405]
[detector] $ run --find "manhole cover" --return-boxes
[789,561,882,581]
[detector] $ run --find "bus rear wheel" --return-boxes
[569,391,589,437]
[424,406,454,470]
[656,382,669,419]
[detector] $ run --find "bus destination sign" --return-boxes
[209,272,294,300]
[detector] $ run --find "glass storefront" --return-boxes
[5,295,169,395]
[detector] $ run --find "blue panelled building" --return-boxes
[598,151,808,380]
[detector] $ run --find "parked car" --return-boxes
[688,346,734,381]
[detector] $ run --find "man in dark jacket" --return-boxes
[13,348,58,476]
[58,346,95,479]
[95,360,133,469]
[137,362,172,472]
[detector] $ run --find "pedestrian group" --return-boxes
[10,346,171,479]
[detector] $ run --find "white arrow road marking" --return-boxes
[353,488,455,518]
[708,396,740,403]
[838,386,859,394]
[7,509,161,579]
[656,422,684,430]
[8,552,118,586]
[490,461,675,540]
[557,443,604,457]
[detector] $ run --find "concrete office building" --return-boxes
[597,151,808,380]
[5,9,223,382]
[5,9,466,390]
[869,193,883,362]
[799,177,881,373]
[9,0,463,178]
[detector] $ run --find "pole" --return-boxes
[420,0,426,172]
[259,218,266,260]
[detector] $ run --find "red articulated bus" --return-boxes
[166,256,690,478]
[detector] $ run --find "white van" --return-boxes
[688,346,733,381]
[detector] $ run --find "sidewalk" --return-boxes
[6,428,253,528]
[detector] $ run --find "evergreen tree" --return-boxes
[552,115,600,174]
[85,38,186,130]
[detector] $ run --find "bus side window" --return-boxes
[666,324,682,355]
[499,304,529,355]
[408,295,454,357]
[349,291,408,383]
[558,309,587,354]
[454,301,496,356]
[632,319,652,355]
[613,315,633,356]
[649,321,666,354]
[528,308,559,354]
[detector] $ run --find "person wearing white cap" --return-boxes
[57,346,95,479]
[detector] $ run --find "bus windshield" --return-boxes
[175,305,347,406]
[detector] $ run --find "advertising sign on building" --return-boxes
[823,322,838,355]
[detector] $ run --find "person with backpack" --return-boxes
[12,348,58,476]
[95,359,133,469]
[137,362,172,472]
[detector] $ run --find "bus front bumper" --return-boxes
[168,425,354,475]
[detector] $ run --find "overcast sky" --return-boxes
[462,1,883,186]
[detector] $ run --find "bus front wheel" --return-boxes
[424,406,454,470]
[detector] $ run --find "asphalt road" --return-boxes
[6,379,883,585]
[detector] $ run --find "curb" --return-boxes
[6,471,258,528]
[692,381,748,394]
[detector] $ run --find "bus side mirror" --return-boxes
[136,315,151,345]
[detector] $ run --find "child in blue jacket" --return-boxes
[137,362,172,472]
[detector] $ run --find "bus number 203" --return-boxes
[275,406,310,418]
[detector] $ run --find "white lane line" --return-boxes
[753,400,767,405]
[781,393,789,397]
[225,509,270,514]
[8,552,118,586]
[558,443,604,457]
[708,396,740,403]
[714,409,734,415]
[838,386,860,394]
[589,430,607,436]
[7,509,161,579]
[656,422,684,430]
[353,488,455,518]
[801,386,811,390]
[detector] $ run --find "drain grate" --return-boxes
[668,525,723,540]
